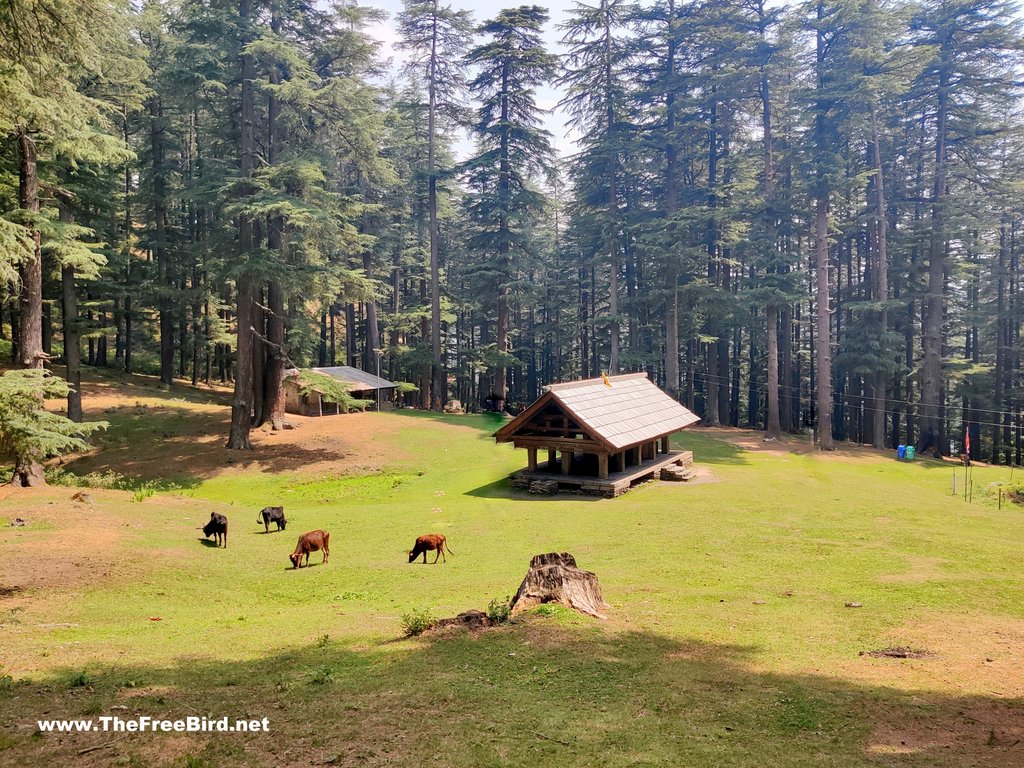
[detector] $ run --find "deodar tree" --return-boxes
[0,370,105,487]
[462,5,557,407]
[397,0,474,410]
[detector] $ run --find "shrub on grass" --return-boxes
[486,596,512,625]
[68,670,91,688]
[0,665,13,691]
[131,486,156,503]
[308,665,334,685]
[45,467,127,489]
[401,609,435,637]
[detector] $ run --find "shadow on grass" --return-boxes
[197,538,223,548]
[465,478,603,502]
[388,408,511,435]
[674,431,749,466]
[2,620,1020,767]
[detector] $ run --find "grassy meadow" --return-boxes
[0,375,1022,767]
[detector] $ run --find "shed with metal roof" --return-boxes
[283,366,396,416]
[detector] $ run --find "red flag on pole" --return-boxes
[965,425,970,457]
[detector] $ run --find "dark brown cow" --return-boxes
[257,506,287,533]
[199,512,228,547]
[289,530,330,568]
[408,533,453,564]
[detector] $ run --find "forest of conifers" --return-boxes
[1,0,1022,460]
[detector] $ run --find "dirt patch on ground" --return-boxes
[697,426,896,461]
[55,373,411,482]
[865,698,1024,765]
[836,613,1024,698]
[878,555,955,584]
[860,646,935,659]
[0,488,132,595]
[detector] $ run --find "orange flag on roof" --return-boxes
[602,372,612,388]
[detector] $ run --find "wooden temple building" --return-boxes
[494,373,700,496]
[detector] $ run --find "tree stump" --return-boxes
[432,609,492,632]
[510,553,610,619]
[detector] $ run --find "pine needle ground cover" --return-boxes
[0,379,1022,767]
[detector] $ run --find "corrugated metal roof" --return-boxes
[312,366,396,391]
[495,373,700,451]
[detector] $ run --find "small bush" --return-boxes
[307,665,334,685]
[81,699,103,716]
[486,596,512,625]
[68,670,91,688]
[401,608,435,637]
[131,486,155,503]
[45,467,126,489]
[316,633,330,648]
[0,665,14,692]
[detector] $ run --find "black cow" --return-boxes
[200,512,228,547]
[257,506,287,533]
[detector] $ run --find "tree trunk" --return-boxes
[150,94,174,387]
[61,266,82,422]
[605,7,619,375]
[766,307,781,438]
[870,108,888,449]
[920,55,949,458]
[815,197,834,450]
[664,3,680,400]
[759,0,780,439]
[427,10,444,410]
[227,0,258,450]
[9,456,46,487]
[263,278,286,430]
[813,3,834,450]
[17,128,44,371]
[510,552,609,619]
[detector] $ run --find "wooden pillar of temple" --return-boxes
[661,434,670,453]
[547,449,557,469]
[527,447,538,472]
[598,453,609,479]
[561,450,572,475]
[616,452,625,472]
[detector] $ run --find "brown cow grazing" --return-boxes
[289,530,330,569]
[408,533,453,564]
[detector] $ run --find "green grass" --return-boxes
[1,398,1022,767]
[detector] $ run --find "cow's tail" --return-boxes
[256,511,264,525]
[445,541,454,556]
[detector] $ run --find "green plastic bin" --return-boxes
[905,446,915,461]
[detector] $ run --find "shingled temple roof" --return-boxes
[494,373,700,452]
